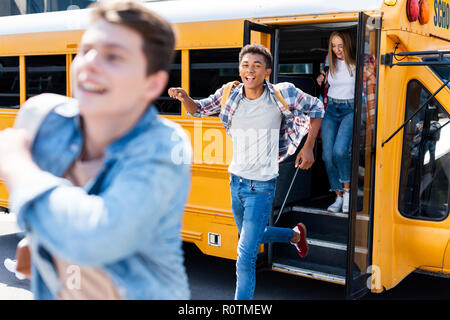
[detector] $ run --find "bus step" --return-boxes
[272,233,349,270]
[273,205,351,239]
[271,259,346,285]
[271,205,360,276]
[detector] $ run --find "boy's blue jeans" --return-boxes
[321,98,354,192]
[230,173,293,300]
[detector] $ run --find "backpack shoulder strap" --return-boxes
[272,85,289,110]
[14,93,73,144]
[221,81,240,109]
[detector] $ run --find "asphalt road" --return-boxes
[0,214,32,300]
[184,242,450,300]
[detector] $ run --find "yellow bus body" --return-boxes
[0,0,448,295]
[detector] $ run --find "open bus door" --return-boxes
[243,15,382,298]
[243,20,279,83]
[345,12,381,299]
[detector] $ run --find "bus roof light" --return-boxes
[384,0,397,5]
[406,0,420,22]
[419,0,430,24]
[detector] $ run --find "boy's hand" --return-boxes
[168,87,188,103]
[316,70,327,86]
[295,145,315,170]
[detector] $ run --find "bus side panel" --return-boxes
[0,109,19,208]
[373,31,450,291]
[175,20,243,50]
[443,239,450,273]
[0,31,82,56]
[178,119,238,260]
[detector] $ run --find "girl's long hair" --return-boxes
[328,31,356,77]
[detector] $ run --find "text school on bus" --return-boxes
[0,0,448,298]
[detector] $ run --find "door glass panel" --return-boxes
[346,13,379,298]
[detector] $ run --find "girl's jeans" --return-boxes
[230,173,293,300]
[321,98,354,192]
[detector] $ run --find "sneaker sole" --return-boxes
[297,223,309,258]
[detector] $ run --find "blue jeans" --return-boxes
[321,98,354,192]
[230,174,293,300]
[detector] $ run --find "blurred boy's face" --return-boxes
[71,19,163,119]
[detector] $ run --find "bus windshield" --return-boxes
[423,56,450,87]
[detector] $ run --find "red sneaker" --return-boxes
[291,223,309,258]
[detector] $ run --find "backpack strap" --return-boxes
[220,81,240,109]
[272,85,290,111]
[220,81,290,111]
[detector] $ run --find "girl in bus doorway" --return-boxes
[316,31,356,213]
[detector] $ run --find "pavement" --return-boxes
[0,212,32,300]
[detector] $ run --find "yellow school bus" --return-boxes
[0,0,448,298]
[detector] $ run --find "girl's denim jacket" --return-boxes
[11,98,192,299]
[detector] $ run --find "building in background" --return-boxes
[0,0,167,16]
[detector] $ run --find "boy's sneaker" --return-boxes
[3,258,26,280]
[291,223,309,258]
[327,195,343,213]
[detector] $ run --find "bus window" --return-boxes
[189,48,239,103]
[399,80,450,221]
[154,50,181,115]
[279,63,313,75]
[26,55,67,99]
[24,0,96,13]
[0,57,20,108]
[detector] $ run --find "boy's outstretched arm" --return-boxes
[168,87,199,115]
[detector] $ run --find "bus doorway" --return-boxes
[246,14,380,297]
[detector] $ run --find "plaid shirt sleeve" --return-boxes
[276,82,325,118]
[188,85,224,117]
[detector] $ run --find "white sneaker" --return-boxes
[327,195,343,213]
[3,258,26,280]
[342,192,350,213]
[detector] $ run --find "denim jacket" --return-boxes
[10,96,192,299]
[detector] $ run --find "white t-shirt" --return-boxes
[228,86,282,181]
[327,58,356,100]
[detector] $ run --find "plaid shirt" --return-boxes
[190,80,324,162]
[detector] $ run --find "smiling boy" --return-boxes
[169,43,324,300]
[0,0,192,300]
